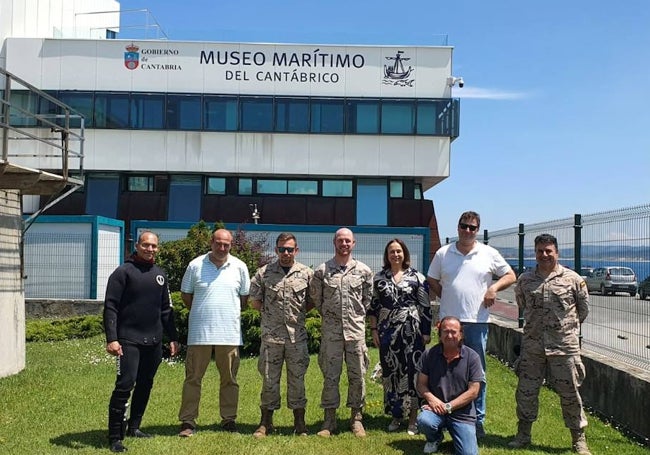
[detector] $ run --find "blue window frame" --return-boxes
[276,97,309,132]
[167,94,201,130]
[241,97,273,132]
[204,96,238,131]
[311,99,344,133]
[130,93,164,129]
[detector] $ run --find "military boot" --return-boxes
[293,408,308,436]
[253,408,274,438]
[108,405,128,452]
[350,408,366,438]
[507,420,532,448]
[317,408,337,437]
[570,429,592,455]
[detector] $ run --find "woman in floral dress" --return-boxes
[369,238,432,434]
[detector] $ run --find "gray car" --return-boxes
[584,266,637,296]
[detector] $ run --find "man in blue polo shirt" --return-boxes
[416,316,484,455]
[177,228,250,436]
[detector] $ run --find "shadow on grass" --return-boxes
[50,429,105,450]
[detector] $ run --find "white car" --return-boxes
[584,266,637,296]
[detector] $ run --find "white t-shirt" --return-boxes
[181,253,251,345]
[427,242,510,323]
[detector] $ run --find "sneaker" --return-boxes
[407,424,419,436]
[388,418,401,432]
[126,428,153,438]
[476,422,486,439]
[178,423,195,437]
[423,439,441,454]
[221,420,238,433]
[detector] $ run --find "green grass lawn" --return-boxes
[0,337,647,454]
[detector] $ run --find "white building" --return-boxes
[1,0,459,251]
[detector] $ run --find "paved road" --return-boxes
[495,285,650,369]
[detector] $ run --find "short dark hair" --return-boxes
[458,211,480,228]
[382,238,411,270]
[137,230,158,244]
[276,232,297,246]
[534,233,558,251]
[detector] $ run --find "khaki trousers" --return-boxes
[179,345,240,426]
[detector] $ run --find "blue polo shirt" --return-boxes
[418,343,485,424]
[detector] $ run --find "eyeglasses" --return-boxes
[458,223,479,232]
[277,247,296,253]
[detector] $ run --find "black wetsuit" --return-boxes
[103,255,178,442]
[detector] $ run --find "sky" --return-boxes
[118,0,650,240]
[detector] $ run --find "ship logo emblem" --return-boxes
[383,51,415,87]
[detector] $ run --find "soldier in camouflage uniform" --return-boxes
[249,233,314,437]
[509,233,591,455]
[309,228,374,438]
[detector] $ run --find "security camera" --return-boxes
[447,76,465,88]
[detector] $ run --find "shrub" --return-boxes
[26,315,103,342]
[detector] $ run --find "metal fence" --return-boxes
[449,203,650,370]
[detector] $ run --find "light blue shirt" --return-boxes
[181,253,250,345]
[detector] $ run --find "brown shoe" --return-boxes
[178,422,195,437]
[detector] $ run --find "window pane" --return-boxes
[130,93,164,129]
[128,176,153,191]
[310,99,344,133]
[382,100,415,134]
[416,101,438,135]
[239,178,252,195]
[257,179,287,194]
[95,93,129,128]
[414,184,422,200]
[206,177,226,194]
[241,97,273,131]
[346,99,379,134]
[323,180,352,197]
[58,91,94,128]
[276,98,309,132]
[288,180,318,195]
[204,96,238,131]
[9,90,38,127]
[390,180,403,198]
[167,94,201,130]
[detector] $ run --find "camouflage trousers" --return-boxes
[515,351,588,429]
[258,340,310,409]
[318,339,369,409]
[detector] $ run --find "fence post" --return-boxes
[574,213,582,273]
[483,229,488,245]
[518,223,525,328]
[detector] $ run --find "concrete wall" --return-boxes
[487,315,650,442]
[0,189,25,377]
[26,299,103,318]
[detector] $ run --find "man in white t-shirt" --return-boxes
[427,211,516,438]
[177,228,250,436]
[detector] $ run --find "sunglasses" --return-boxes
[277,247,296,253]
[459,223,479,232]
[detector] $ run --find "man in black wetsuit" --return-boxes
[104,231,179,453]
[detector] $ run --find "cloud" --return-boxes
[454,86,530,100]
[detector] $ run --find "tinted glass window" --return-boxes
[323,180,352,197]
[346,99,379,134]
[130,94,164,129]
[167,94,201,130]
[127,176,154,191]
[276,98,309,132]
[257,179,287,194]
[390,180,403,198]
[95,93,129,128]
[206,177,226,194]
[288,180,318,195]
[311,99,344,133]
[204,96,238,131]
[58,92,94,128]
[416,100,438,135]
[238,178,253,195]
[241,97,273,131]
[382,100,415,134]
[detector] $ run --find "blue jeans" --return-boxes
[461,323,487,425]
[417,409,478,455]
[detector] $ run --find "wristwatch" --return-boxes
[444,402,452,414]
